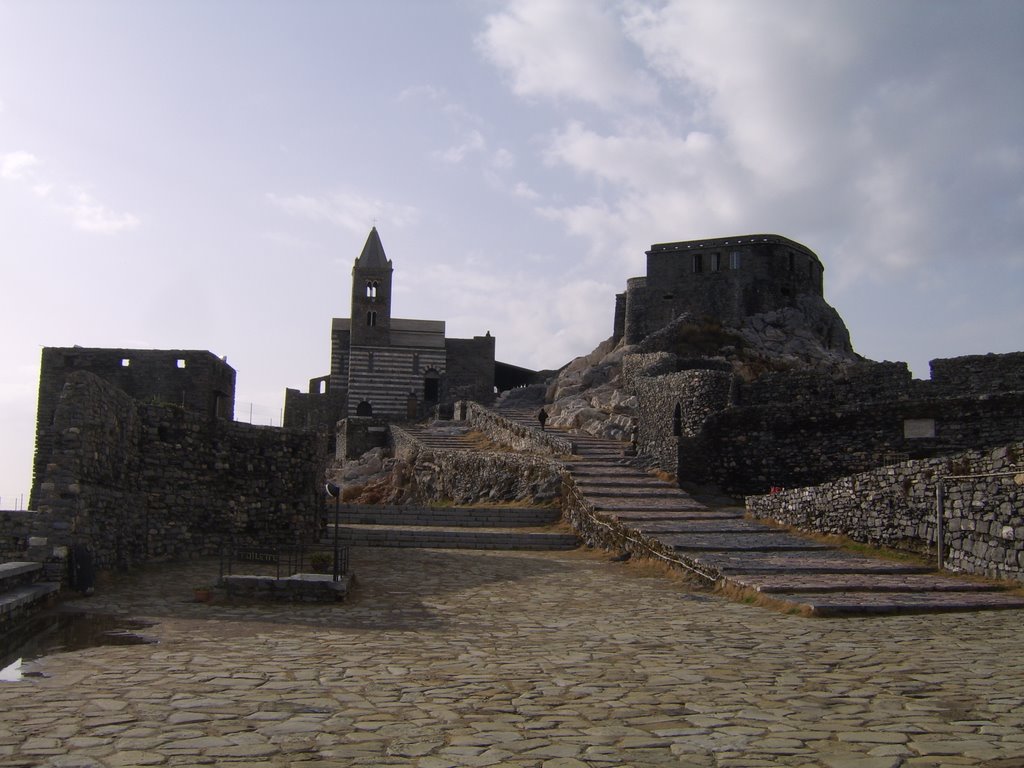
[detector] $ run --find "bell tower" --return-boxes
[350,227,393,347]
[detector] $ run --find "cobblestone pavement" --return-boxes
[2,547,1023,767]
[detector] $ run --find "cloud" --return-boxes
[0,151,38,180]
[2,150,141,234]
[478,1,1024,295]
[67,191,140,234]
[267,190,419,234]
[433,129,486,164]
[477,0,658,110]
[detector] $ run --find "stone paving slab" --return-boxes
[660,533,833,552]
[695,550,935,575]
[730,572,1005,594]
[634,519,788,535]
[2,549,1024,766]
[610,509,744,521]
[777,589,1024,616]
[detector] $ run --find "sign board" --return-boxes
[903,418,936,439]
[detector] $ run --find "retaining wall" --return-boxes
[746,442,1024,582]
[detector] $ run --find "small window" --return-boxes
[692,254,703,273]
[121,358,131,367]
[729,251,741,270]
[319,380,327,394]
[788,252,795,272]
[367,310,377,327]
[366,280,378,299]
[710,253,721,272]
[176,358,186,369]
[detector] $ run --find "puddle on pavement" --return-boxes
[0,611,156,681]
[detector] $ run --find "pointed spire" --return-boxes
[355,227,390,269]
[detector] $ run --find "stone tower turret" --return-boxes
[350,227,393,347]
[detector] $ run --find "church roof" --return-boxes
[355,227,391,269]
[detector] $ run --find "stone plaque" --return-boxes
[903,418,936,439]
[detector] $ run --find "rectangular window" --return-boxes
[692,253,703,273]
[176,358,186,369]
[121,358,131,367]
[710,252,721,272]
[729,251,741,270]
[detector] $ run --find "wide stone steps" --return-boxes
[335,504,561,528]
[326,524,577,551]
[496,409,1024,617]
[0,562,60,629]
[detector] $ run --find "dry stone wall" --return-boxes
[464,402,575,456]
[389,425,561,505]
[24,371,327,577]
[747,442,1024,583]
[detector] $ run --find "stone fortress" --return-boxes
[6,229,1023,586]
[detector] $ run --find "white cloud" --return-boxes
[477,0,658,110]
[491,148,515,170]
[433,129,486,164]
[0,151,38,180]
[267,190,419,234]
[67,191,140,234]
[512,181,540,201]
[477,0,1024,296]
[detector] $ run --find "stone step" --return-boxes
[0,582,60,622]
[326,525,578,551]
[633,519,787,535]
[335,505,561,528]
[697,550,934,575]
[773,590,1024,617]
[0,562,43,591]
[729,572,1004,594]
[662,533,832,552]
[608,509,745,522]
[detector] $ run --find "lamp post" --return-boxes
[325,482,342,582]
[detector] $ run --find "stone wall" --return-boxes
[32,347,236,509]
[929,352,1024,395]
[738,361,913,407]
[624,235,829,344]
[337,416,389,459]
[446,336,496,404]
[747,443,1024,583]
[622,353,733,475]
[23,371,327,578]
[695,391,1024,495]
[464,402,575,456]
[389,425,561,505]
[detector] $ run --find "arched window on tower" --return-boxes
[365,280,378,299]
[367,310,377,327]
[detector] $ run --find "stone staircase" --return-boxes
[496,407,1024,616]
[0,562,60,630]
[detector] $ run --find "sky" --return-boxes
[1,0,1022,505]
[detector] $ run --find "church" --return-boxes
[283,228,531,430]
